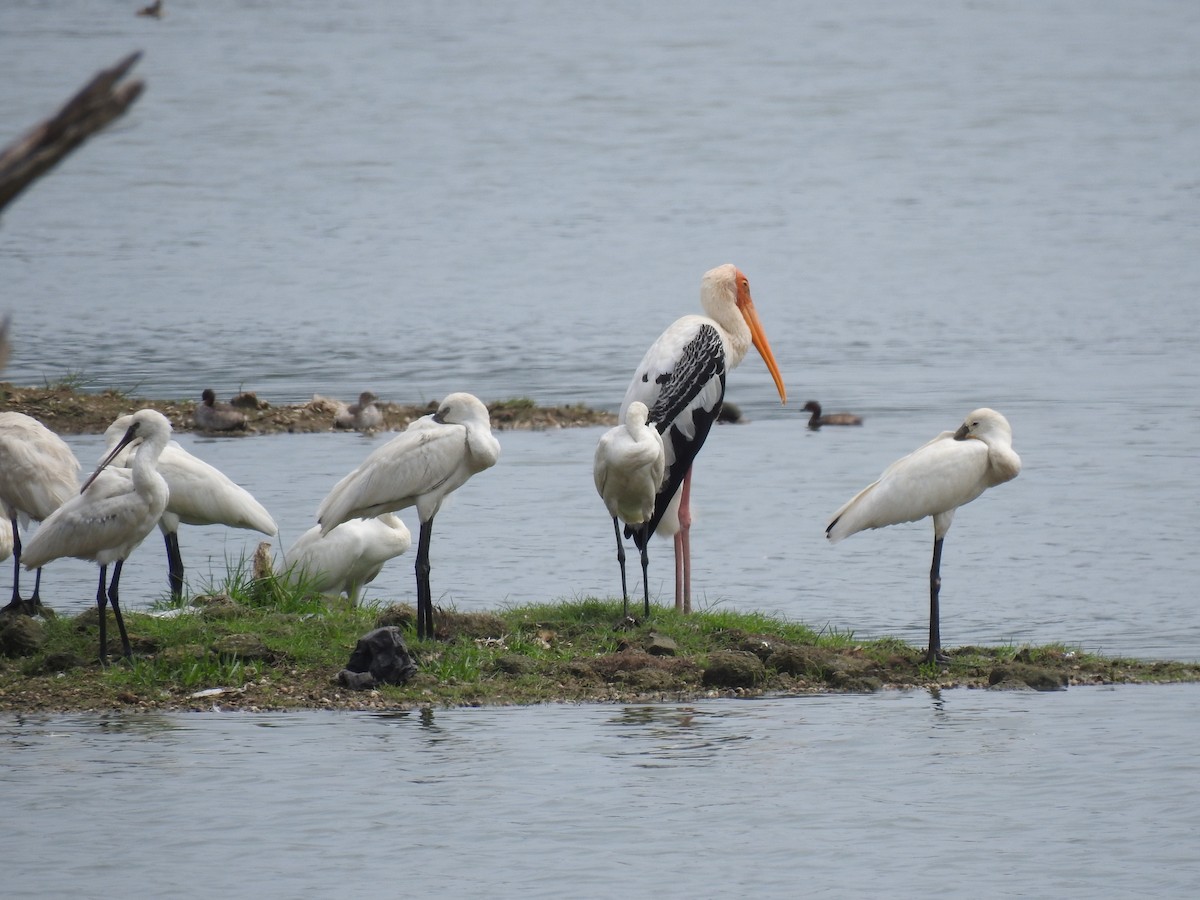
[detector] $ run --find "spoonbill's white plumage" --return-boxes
[22,409,173,660]
[335,391,383,432]
[101,415,277,600]
[316,392,500,639]
[284,513,412,604]
[621,264,787,613]
[593,401,666,617]
[0,502,13,563]
[194,389,247,432]
[826,407,1021,663]
[0,411,80,613]
[803,400,863,428]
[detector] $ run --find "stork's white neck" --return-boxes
[699,275,751,370]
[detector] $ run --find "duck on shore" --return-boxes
[334,391,383,433]
[195,389,248,432]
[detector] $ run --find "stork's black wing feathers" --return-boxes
[646,324,725,430]
[629,324,727,546]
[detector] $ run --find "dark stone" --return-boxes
[702,650,766,688]
[339,626,418,689]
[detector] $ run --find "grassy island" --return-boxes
[2,565,1197,713]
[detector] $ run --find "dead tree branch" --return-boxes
[0,51,145,215]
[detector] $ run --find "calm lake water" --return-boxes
[3,0,1199,894]
[5,687,1200,898]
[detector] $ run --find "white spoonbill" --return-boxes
[194,389,247,432]
[593,401,665,617]
[0,502,13,563]
[621,264,787,613]
[22,409,173,660]
[826,408,1021,664]
[101,414,278,600]
[284,513,411,604]
[316,392,500,639]
[335,391,384,432]
[0,411,80,614]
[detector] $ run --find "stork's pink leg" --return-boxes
[673,532,684,612]
[678,469,693,614]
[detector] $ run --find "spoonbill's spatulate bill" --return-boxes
[284,513,411,604]
[316,392,500,639]
[101,415,278,600]
[21,409,173,660]
[826,408,1021,663]
[0,411,80,614]
[620,264,787,613]
[802,400,863,429]
[593,400,666,617]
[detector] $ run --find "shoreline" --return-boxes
[2,597,1197,714]
[0,382,617,435]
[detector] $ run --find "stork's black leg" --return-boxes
[927,537,948,665]
[415,518,434,640]
[639,538,651,619]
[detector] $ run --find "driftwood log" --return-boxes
[0,51,144,215]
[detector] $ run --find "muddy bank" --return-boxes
[3,598,1198,714]
[0,383,616,435]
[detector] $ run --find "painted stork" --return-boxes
[620,264,787,613]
